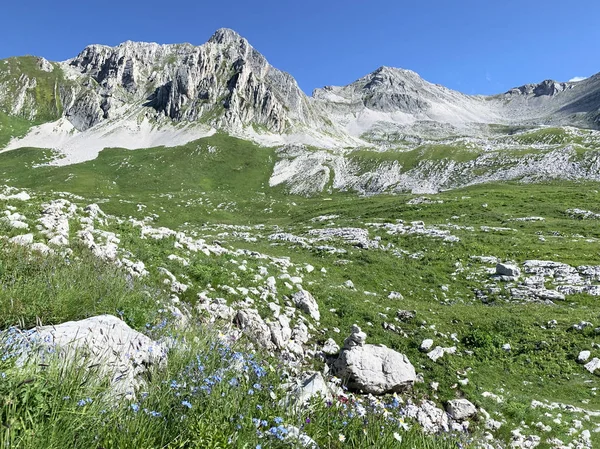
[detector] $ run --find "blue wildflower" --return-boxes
[181,400,192,409]
[77,398,92,407]
[131,403,140,413]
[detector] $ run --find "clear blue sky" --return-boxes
[2,0,599,95]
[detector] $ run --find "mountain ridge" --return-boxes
[0,27,599,166]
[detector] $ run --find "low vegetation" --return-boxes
[1,132,600,447]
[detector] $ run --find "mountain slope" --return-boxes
[63,29,321,134]
[0,27,599,167]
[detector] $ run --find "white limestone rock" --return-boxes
[578,350,592,363]
[420,339,434,352]
[584,357,600,374]
[234,309,274,350]
[496,263,521,278]
[4,315,166,399]
[404,400,450,433]
[322,338,340,356]
[291,289,320,321]
[332,326,416,394]
[9,233,34,245]
[427,346,457,362]
[446,399,477,421]
[269,315,292,350]
[286,372,333,408]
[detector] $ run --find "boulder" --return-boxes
[322,338,340,356]
[404,400,450,433]
[2,315,166,399]
[496,263,521,278]
[269,315,292,350]
[286,372,333,407]
[396,310,416,321]
[420,339,434,352]
[584,358,600,374]
[8,220,29,229]
[234,309,274,350]
[446,399,477,421]
[292,289,320,321]
[332,326,416,394]
[291,322,310,345]
[578,350,591,363]
[9,233,34,245]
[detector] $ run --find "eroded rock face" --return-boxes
[64,29,319,133]
[332,326,416,394]
[3,315,166,399]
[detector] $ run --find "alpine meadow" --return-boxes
[1,26,600,449]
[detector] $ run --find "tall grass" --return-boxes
[0,243,458,449]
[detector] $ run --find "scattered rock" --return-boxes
[496,262,521,278]
[446,399,477,421]
[427,346,457,362]
[584,358,600,374]
[396,310,416,321]
[321,338,340,356]
[286,372,333,407]
[578,350,591,363]
[332,326,416,394]
[388,291,404,300]
[291,289,320,321]
[420,339,434,352]
[9,233,34,245]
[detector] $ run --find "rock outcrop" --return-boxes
[61,29,321,134]
[291,289,320,321]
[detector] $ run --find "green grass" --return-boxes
[0,243,163,330]
[0,112,33,148]
[0,237,456,449]
[2,136,600,446]
[510,127,577,145]
[0,56,66,124]
[349,144,481,174]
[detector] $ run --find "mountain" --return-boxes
[63,28,320,133]
[0,28,599,167]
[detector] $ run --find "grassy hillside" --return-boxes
[2,135,600,447]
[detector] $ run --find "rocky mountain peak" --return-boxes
[505,79,571,98]
[208,28,246,45]
[371,65,421,79]
[50,29,320,134]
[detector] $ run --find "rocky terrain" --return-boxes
[1,27,600,449]
[0,28,599,170]
[3,173,600,447]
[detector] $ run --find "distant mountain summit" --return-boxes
[63,28,319,133]
[0,27,599,161]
